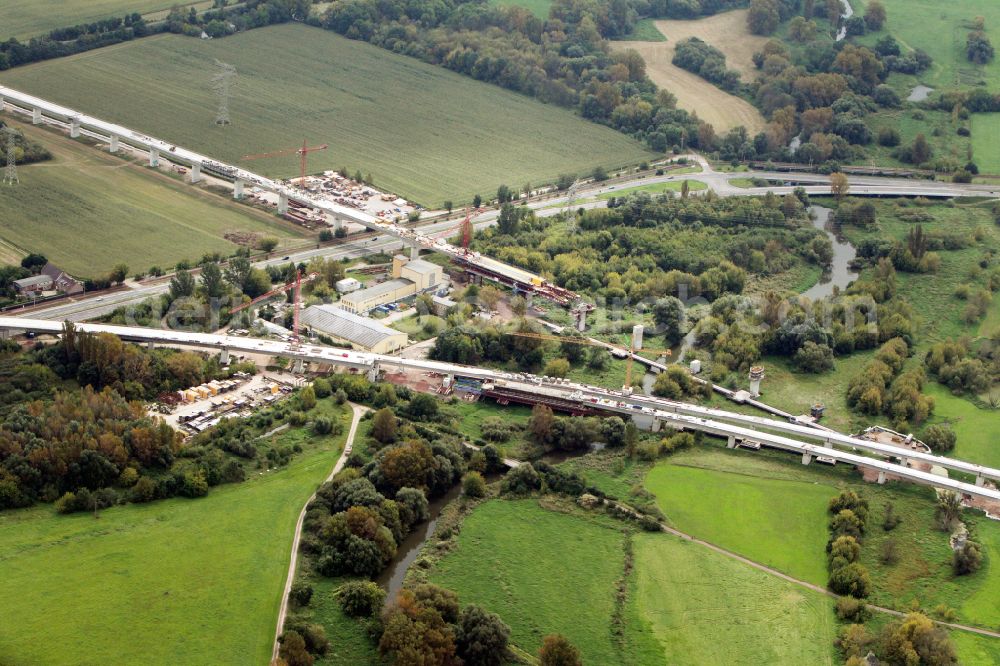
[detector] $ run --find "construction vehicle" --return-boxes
[243,140,329,188]
[229,271,319,343]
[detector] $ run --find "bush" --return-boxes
[539,634,582,666]
[455,604,511,666]
[313,417,334,435]
[338,580,387,617]
[835,596,869,623]
[880,538,900,565]
[290,582,313,607]
[828,535,862,570]
[882,502,901,531]
[922,424,956,453]
[501,463,542,496]
[953,541,983,575]
[877,127,901,147]
[828,562,872,598]
[278,630,314,666]
[462,471,487,498]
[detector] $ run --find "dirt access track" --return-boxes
[612,10,767,134]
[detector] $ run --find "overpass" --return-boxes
[0,86,577,305]
[2,316,998,505]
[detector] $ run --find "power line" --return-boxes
[211,60,237,126]
[3,127,18,186]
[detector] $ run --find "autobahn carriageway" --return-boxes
[2,315,998,506]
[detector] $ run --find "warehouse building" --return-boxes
[339,256,443,314]
[300,304,407,353]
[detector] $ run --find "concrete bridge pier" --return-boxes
[190,163,202,183]
[32,107,42,124]
[409,245,419,260]
[801,452,812,465]
[220,348,230,365]
[292,358,305,374]
[650,418,662,433]
[69,118,81,138]
[824,438,834,449]
[366,362,381,383]
[148,147,159,168]
[109,135,119,153]
[0,94,5,111]
[525,292,533,308]
[277,193,288,215]
[332,217,343,233]
[727,435,737,449]
[233,179,245,200]
[877,470,887,485]
[976,474,985,487]
[146,341,154,350]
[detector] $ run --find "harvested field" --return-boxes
[612,10,767,134]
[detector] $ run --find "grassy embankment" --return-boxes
[0,401,352,665]
[0,119,305,277]
[0,24,653,208]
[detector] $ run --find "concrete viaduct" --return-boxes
[2,316,998,505]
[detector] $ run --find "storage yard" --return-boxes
[247,171,418,230]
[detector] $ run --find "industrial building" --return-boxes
[300,304,407,353]
[338,256,443,313]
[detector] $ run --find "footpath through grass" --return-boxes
[644,445,1000,630]
[0,25,652,207]
[645,450,834,585]
[0,119,303,277]
[0,403,351,666]
[632,532,838,664]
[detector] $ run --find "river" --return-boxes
[835,0,854,42]
[802,205,858,300]
[376,482,463,602]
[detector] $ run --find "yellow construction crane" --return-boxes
[503,330,671,389]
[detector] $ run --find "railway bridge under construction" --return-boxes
[2,316,998,508]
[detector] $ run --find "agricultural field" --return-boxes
[0,25,653,207]
[0,0,209,40]
[0,119,304,277]
[632,532,838,664]
[612,11,767,133]
[0,403,351,665]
